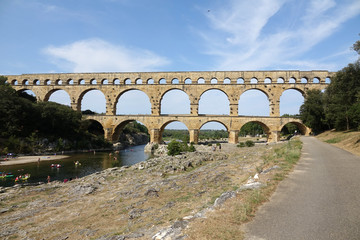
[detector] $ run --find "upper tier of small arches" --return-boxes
[6,71,334,86]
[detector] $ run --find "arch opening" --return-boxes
[67,79,74,85]
[301,77,308,84]
[199,121,228,143]
[237,78,244,84]
[159,78,166,84]
[289,77,296,83]
[33,79,40,85]
[172,78,179,84]
[184,78,192,84]
[264,78,272,84]
[210,78,218,84]
[80,89,106,114]
[113,78,120,85]
[239,121,269,143]
[125,79,132,85]
[197,78,205,84]
[47,89,71,107]
[199,89,230,115]
[277,77,284,83]
[116,89,151,115]
[17,89,37,102]
[102,79,109,85]
[161,89,190,114]
[239,89,269,116]
[136,79,143,84]
[250,77,258,84]
[112,120,149,145]
[160,121,189,143]
[147,78,154,84]
[280,122,305,140]
[224,78,231,84]
[280,89,304,116]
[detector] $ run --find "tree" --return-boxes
[324,61,360,130]
[300,90,328,134]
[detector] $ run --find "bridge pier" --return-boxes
[228,130,239,144]
[189,129,199,144]
[150,129,162,143]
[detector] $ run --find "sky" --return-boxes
[1,0,360,130]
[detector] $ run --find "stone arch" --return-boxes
[239,120,270,140]
[200,120,228,131]
[78,88,106,113]
[147,78,154,84]
[280,121,309,135]
[277,77,284,83]
[199,89,230,115]
[112,120,149,142]
[239,89,269,116]
[250,77,258,84]
[223,78,231,84]
[125,78,132,85]
[102,79,109,84]
[90,79,97,85]
[197,78,205,84]
[33,79,40,85]
[11,79,18,85]
[289,77,296,83]
[159,120,190,143]
[55,79,63,85]
[172,78,179,84]
[159,78,166,84]
[301,77,308,83]
[45,89,71,107]
[325,77,331,84]
[264,77,272,84]
[85,119,105,137]
[136,78,143,84]
[79,79,85,85]
[280,89,305,116]
[22,79,29,85]
[210,78,218,84]
[67,79,74,85]
[312,77,320,84]
[113,78,120,85]
[115,89,151,115]
[17,89,37,101]
[160,89,190,114]
[184,78,192,84]
[237,78,244,84]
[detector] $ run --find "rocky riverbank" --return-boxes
[0,141,293,240]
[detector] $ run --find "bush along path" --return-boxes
[0,139,302,240]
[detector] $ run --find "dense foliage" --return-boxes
[167,140,195,156]
[0,78,111,154]
[299,38,360,132]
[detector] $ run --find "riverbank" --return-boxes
[0,155,69,166]
[0,140,301,240]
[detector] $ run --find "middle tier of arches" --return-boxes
[22,83,325,117]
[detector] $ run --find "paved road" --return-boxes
[243,136,360,240]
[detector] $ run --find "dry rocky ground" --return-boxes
[0,140,295,240]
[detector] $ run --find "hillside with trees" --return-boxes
[0,76,111,154]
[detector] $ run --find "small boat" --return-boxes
[15,174,30,182]
[51,164,62,168]
[0,173,14,178]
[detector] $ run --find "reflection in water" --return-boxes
[0,145,151,187]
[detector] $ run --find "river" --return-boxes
[0,145,151,187]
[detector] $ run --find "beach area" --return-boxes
[0,155,69,166]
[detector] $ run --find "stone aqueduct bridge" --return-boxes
[7,70,334,144]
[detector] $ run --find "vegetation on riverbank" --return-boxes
[0,76,111,155]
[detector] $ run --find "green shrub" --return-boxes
[237,142,245,148]
[245,140,255,147]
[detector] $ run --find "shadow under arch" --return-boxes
[160,88,190,114]
[159,120,190,143]
[112,120,149,142]
[280,121,309,136]
[115,89,152,115]
[83,119,105,137]
[198,88,230,115]
[239,120,270,141]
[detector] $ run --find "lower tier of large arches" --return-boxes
[84,115,311,144]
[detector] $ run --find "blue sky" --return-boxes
[1,0,360,129]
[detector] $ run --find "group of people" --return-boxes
[212,143,222,152]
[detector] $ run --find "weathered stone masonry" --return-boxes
[6,70,334,143]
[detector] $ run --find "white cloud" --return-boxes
[201,0,360,71]
[43,38,170,72]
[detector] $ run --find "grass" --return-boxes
[186,139,302,240]
[325,137,343,144]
